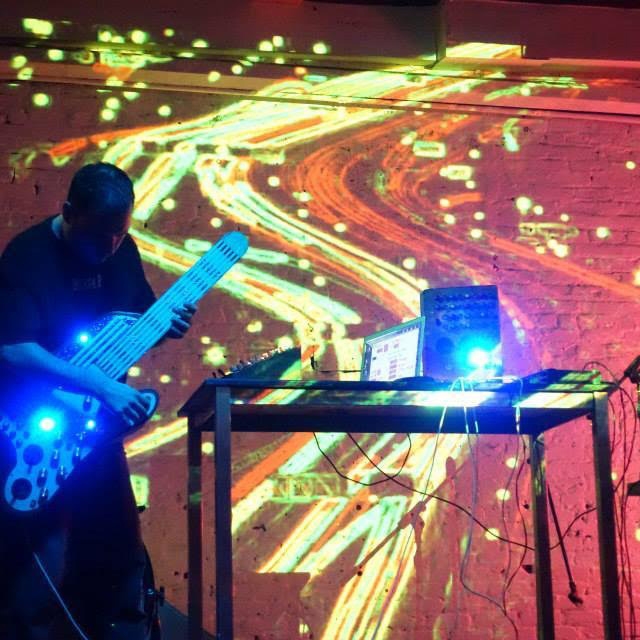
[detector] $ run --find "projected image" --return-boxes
[3,24,640,639]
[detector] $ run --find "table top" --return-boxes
[179,372,614,435]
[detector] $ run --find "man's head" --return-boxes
[61,162,135,264]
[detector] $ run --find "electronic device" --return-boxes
[420,284,502,380]
[360,317,425,382]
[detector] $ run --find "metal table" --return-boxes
[179,376,621,640]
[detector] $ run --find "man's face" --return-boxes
[64,205,132,265]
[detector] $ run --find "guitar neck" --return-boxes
[82,231,248,380]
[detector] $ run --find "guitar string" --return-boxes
[92,236,245,378]
[73,236,241,376]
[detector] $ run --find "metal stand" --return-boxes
[182,380,622,640]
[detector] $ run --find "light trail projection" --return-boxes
[3,30,640,639]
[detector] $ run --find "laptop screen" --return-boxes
[360,318,425,382]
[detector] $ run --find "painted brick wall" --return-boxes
[1,65,639,639]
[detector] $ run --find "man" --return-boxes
[0,162,195,639]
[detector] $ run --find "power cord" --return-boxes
[32,551,91,640]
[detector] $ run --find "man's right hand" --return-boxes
[100,380,151,426]
[86,366,151,426]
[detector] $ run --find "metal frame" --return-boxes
[184,382,621,640]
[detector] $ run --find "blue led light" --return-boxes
[38,417,56,431]
[85,419,96,430]
[77,332,90,344]
[467,347,490,369]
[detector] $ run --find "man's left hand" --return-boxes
[166,303,197,339]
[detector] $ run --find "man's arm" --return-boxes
[0,342,151,424]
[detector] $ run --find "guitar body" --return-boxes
[0,230,249,513]
[1,312,158,513]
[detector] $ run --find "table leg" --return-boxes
[188,415,203,640]
[591,392,622,640]
[530,433,555,640]
[215,386,233,639]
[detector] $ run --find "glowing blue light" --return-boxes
[85,419,96,430]
[77,332,90,344]
[467,347,490,369]
[38,417,56,431]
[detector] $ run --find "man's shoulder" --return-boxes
[1,217,56,260]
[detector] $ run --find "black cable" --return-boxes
[313,429,537,550]
[547,488,583,606]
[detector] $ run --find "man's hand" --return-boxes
[166,303,197,339]
[97,377,152,426]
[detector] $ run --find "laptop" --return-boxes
[360,317,425,382]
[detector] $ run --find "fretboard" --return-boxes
[73,231,248,379]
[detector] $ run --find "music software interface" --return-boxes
[364,323,422,382]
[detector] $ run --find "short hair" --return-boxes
[66,162,135,218]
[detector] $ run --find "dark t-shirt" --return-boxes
[0,217,156,552]
[0,215,156,352]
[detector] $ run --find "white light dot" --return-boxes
[560,213,570,222]
[267,176,280,187]
[313,275,327,287]
[626,160,636,170]
[443,213,456,225]
[469,148,481,159]
[334,222,347,233]
[496,488,511,501]
[246,320,263,333]
[157,105,172,117]
[210,217,223,228]
[402,257,416,270]
[533,204,544,215]
[105,97,120,110]
[473,211,485,221]
[595,226,611,239]
[505,456,517,469]
[128,366,141,377]
[485,527,500,541]
[231,64,243,75]
[465,180,476,189]
[200,336,211,344]
[312,42,329,55]
[553,244,569,258]
[298,259,311,270]
[439,198,451,208]
[470,228,483,239]
[161,198,176,211]
[208,71,221,83]
[297,208,309,219]
[202,442,214,455]
[159,374,172,384]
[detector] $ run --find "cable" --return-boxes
[312,412,535,552]
[457,378,520,640]
[32,551,91,640]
